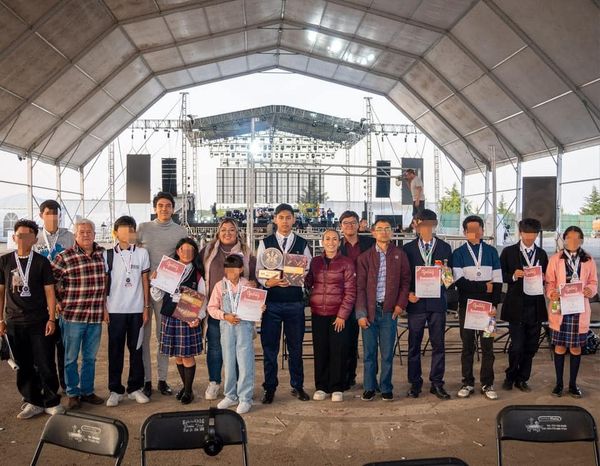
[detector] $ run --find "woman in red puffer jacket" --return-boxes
[305,229,357,402]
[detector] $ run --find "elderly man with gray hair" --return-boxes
[51,219,107,410]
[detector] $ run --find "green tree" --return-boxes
[498,195,511,215]
[439,183,472,214]
[580,186,600,215]
[298,176,328,218]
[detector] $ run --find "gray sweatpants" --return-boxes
[142,298,169,383]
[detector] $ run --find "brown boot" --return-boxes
[80,393,104,405]
[67,396,81,410]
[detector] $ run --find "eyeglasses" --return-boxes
[374,227,392,233]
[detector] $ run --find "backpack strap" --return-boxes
[106,248,114,296]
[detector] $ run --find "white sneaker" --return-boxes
[128,389,150,404]
[106,392,124,407]
[331,391,344,402]
[481,385,498,400]
[44,404,65,416]
[217,397,238,409]
[313,390,328,401]
[236,401,252,414]
[457,385,475,398]
[17,403,44,419]
[205,382,221,401]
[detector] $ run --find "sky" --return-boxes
[0,71,599,226]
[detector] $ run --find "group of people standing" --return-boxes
[0,194,597,421]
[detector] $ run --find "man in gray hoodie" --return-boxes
[137,192,188,397]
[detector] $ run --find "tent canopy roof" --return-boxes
[0,0,598,173]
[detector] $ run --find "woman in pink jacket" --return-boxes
[305,229,356,402]
[545,226,597,398]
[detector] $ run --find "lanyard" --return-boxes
[418,238,436,266]
[14,251,33,293]
[116,245,134,276]
[466,242,483,276]
[224,279,241,313]
[520,245,536,268]
[43,229,59,256]
[565,252,580,281]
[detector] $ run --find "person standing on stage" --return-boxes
[338,210,374,389]
[403,209,452,400]
[500,218,548,392]
[256,203,312,404]
[404,169,425,230]
[137,192,188,397]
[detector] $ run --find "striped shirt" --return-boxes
[375,244,387,302]
[51,243,107,324]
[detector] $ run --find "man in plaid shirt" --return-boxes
[52,219,106,410]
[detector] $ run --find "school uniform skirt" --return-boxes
[160,315,203,357]
[550,314,587,348]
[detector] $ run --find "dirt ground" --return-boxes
[1,326,599,466]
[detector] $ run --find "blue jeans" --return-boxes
[206,315,223,384]
[60,320,102,397]
[361,306,397,393]
[220,320,255,403]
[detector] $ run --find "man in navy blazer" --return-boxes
[403,209,453,400]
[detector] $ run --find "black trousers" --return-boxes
[108,313,144,394]
[505,314,541,383]
[407,311,446,388]
[53,320,66,390]
[312,314,349,393]
[459,306,495,387]
[7,320,60,408]
[344,311,359,387]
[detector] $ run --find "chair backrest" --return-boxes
[364,458,468,466]
[140,408,248,465]
[497,405,599,465]
[30,412,128,466]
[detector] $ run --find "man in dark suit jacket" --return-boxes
[339,210,375,389]
[500,218,549,392]
[403,209,453,400]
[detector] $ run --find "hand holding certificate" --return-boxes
[235,286,267,322]
[415,266,441,298]
[151,255,186,295]
[523,266,544,296]
[559,282,585,315]
[464,299,494,331]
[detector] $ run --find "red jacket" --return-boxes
[356,243,411,323]
[305,252,357,319]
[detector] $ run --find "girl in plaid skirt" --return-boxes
[159,238,207,404]
[545,226,598,399]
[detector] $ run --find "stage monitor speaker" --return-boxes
[161,158,177,197]
[375,160,391,198]
[400,158,424,205]
[522,176,557,231]
[126,154,151,204]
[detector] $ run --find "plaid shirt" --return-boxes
[375,244,387,302]
[51,242,106,324]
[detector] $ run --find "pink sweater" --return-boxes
[207,277,250,320]
[545,252,598,333]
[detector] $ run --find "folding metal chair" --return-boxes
[496,404,599,466]
[364,458,468,466]
[30,411,128,466]
[140,408,248,465]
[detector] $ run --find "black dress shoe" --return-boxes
[142,382,152,398]
[176,388,185,401]
[158,380,173,396]
[180,391,194,404]
[502,379,513,390]
[515,381,532,393]
[291,388,310,401]
[407,386,421,398]
[430,386,451,400]
[568,386,582,398]
[551,384,563,397]
[261,390,275,404]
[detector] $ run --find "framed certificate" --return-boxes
[464,299,493,331]
[523,266,544,296]
[559,282,585,315]
[172,287,206,322]
[415,266,441,298]
[151,255,186,295]
[282,253,308,287]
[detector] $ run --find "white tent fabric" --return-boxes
[0,0,598,173]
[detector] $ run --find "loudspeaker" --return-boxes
[126,154,151,204]
[522,176,557,231]
[161,158,177,197]
[401,158,424,205]
[376,160,391,198]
